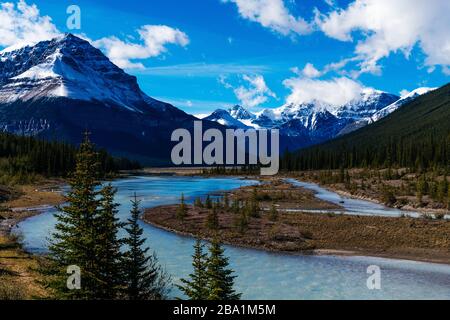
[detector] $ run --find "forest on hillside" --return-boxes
[281,83,450,172]
[0,132,141,184]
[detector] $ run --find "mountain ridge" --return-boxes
[0,34,217,165]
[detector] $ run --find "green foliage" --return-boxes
[96,184,125,299]
[177,239,209,300]
[206,205,220,230]
[0,132,140,185]
[206,239,241,300]
[205,195,212,209]
[176,193,188,220]
[46,134,164,300]
[122,194,170,300]
[179,239,241,301]
[48,133,107,299]
[281,84,450,172]
[194,197,204,208]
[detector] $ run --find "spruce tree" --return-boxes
[206,239,241,300]
[177,239,209,300]
[48,132,103,299]
[176,193,188,220]
[123,194,170,300]
[96,184,125,299]
[205,195,213,209]
[206,205,219,230]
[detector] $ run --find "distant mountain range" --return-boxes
[204,87,436,150]
[0,33,442,165]
[285,83,450,170]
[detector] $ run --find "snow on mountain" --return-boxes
[0,33,166,113]
[371,87,437,122]
[203,109,251,129]
[0,34,202,165]
[204,87,432,150]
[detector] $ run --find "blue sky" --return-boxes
[1,0,449,115]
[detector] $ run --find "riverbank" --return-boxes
[142,179,450,265]
[0,180,65,299]
[286,169,450,217]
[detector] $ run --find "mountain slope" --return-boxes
[0,34,217,165]
[203,109,250,129]
[285,83,450,170]
[205,90,401,150]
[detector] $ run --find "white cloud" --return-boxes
[301,63,321,78]
[317,0,450,75]
[94,25,189,69]
[222,74,276,108]
[399,89,410,98]
[0,0,60,51]
[222,0,311,36]
[283,76,366,106]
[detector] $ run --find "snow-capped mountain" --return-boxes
[205,87,433,150]
[203,109,250,129]
[371,87,437,122]
[0,34,168,112]
[0,34,217,164]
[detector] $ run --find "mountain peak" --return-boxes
[228,105,255,120]
[0,34,164,112]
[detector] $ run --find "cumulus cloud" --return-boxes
[94,25,189,69]
[222,0,311,36]
[222,74,276,108]
[283,76,366,106]
[317,0,450,75]
[0,0,60,51]
[301,63,321,78]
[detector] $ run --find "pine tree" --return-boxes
[177,239,209,300]
[96,184,125,299]
[194,197,204,208]
[176,193,188,220]
[234,209,248,233]
[123,194,170,300]
[206,205,219,230]
[48,132,103,299]
[205,195,213,209]
[206,239,241,300]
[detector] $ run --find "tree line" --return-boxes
[0,132,141,184]
[281,132,450,172]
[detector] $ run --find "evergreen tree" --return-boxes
[206,239,241,300]
[205,195,213,209]
[194,197,204,208]
[123,194,170,300]
[206,205,219,230]
[176,193,188,220]
[96,184,125,299]
[234,209,248,233]
[177,239,209,300]
[48,132,103,299]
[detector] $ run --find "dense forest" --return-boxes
[281,83,450,171]
[0,132,141,184]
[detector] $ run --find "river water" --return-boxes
[14,176,450,300]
